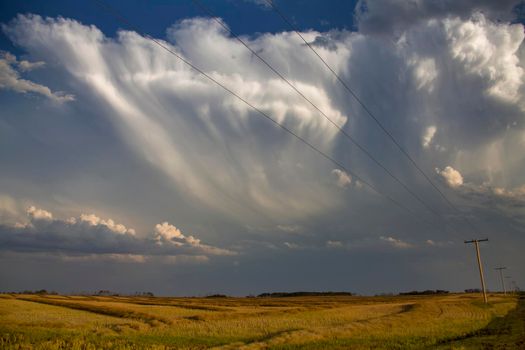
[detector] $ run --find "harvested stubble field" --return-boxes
[0,293,523,349]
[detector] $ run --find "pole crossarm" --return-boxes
[464,238,489,243]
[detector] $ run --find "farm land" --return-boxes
[0,292,523,349]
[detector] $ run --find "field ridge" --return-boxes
[17,296,172,326]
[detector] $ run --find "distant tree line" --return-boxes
[464,288,482,293]
[94,290,155,297]
[5,289,59,295]
[399,290,449,296]
[257,291,354,297]
[2,290,154,297]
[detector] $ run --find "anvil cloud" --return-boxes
[0,0,524,294]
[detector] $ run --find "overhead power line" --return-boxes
[191,0,447,225]
[263,0,479,235]
[91,0,437,229]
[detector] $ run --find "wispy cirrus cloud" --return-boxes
[2,14,349,222]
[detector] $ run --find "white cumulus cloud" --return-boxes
[155,222,185,241]
[326,240,344,248]
[436,166,464,188]
[444,13,524,104]
[26,205,53,221]
[422,126,437,148]
[332,169,352,188]
[79,213,135,235]
[380,236,413,248]
[0,205,235,260]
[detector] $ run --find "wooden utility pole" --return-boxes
[505,276,512,294]
[465,239,489,303]
[494,267,507,295]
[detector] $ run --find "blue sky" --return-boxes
[0,0,524,296]
[0,0,358,45]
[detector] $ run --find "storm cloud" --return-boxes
[0,0,524,294]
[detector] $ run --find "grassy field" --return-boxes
[0,293,523,349]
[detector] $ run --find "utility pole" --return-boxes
[494,267,507,295]
[505,276,512,294]
[465,239,489,303]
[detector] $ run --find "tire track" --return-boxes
[17,296,171,326]
[212,303,418,350]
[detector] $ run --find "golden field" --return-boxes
[0,292,523,349]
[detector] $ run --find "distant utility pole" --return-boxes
[494,267,507,295]
[505,276,512,294]
[465,239,489,303]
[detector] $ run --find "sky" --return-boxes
[0,0,524,296]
